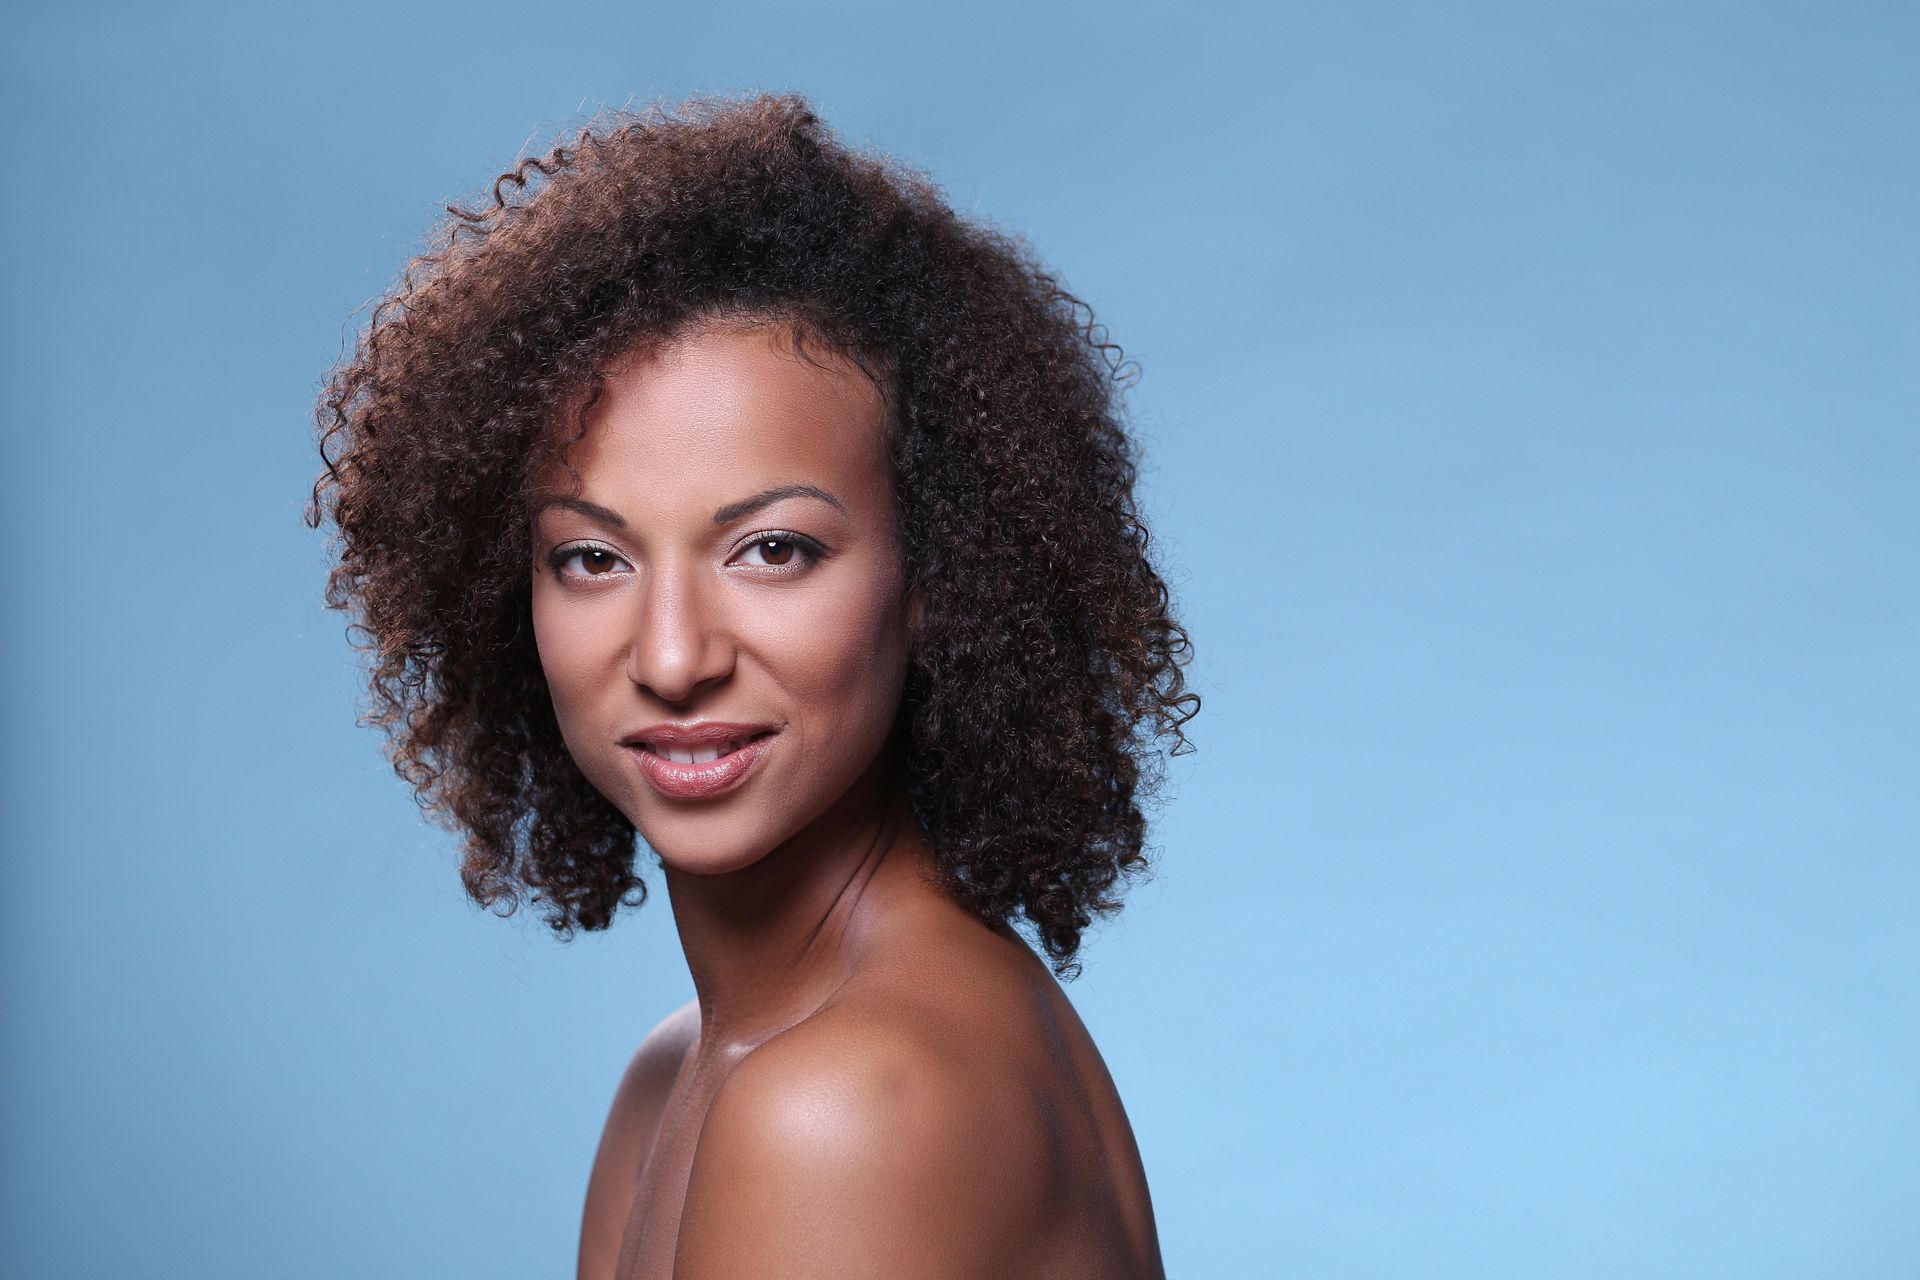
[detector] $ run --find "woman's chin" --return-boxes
[641,829,778,879]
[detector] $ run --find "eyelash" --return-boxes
[545,532,826,582]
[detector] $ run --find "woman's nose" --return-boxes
[624,564,735,704]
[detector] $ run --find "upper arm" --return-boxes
[672,1019,1041,1280]
[578,998,699,1280]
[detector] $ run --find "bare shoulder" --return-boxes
[610,997,702,1122]
[578,998,699,1280]
[672,990,1052,1279]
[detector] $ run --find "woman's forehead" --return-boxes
[531,324,892,515]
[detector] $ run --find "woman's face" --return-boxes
[528,322,919,876]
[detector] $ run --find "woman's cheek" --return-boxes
[533,594,624,778]
[806,569,912,735]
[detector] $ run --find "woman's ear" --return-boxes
[907,586,927,649]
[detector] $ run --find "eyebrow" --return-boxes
[529,484,849,529]
[531,495,628,526]
[712,484,849,525]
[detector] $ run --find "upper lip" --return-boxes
[621,721,781,750]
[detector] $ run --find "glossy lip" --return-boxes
[619,722,781,801]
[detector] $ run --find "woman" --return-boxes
[308,92,1197,1279]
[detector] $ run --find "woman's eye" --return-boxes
[735,535,820,571]
[551,546,627,578]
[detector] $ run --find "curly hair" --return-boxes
[306,92,1196,974]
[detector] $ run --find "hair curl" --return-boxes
[307,92,1196,974]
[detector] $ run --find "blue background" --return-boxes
[4,2,1915,1276]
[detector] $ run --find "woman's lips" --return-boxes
[626,730,777,800]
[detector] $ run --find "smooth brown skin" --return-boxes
[530,322,1165,1279]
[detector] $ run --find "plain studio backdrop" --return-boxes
[3,2,1914,1276]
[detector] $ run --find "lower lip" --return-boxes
[626,732,777,801]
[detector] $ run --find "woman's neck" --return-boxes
[662,761,936,1054]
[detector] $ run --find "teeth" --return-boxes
[658,741,745,765]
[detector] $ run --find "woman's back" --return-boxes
[580,878,1164,1279]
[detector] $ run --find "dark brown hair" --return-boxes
[307,92,1196,974]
